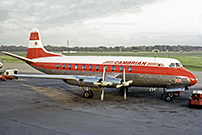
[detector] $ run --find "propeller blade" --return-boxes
[128,80,133,84]
[123,68,126,82]
[101,87,104,101]
[124,88,127,100]
[116,84,123,88]
[102,66,106,81]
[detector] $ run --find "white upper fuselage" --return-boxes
[32,55,182,68]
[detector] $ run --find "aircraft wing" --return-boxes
[9,74,122,88]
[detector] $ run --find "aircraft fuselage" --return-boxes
[28,56,197,88]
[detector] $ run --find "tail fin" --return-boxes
[26,28,62,59]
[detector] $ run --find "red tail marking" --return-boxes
[30,32,39,40]
[26,48,61,59]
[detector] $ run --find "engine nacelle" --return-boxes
[63,76,122,88]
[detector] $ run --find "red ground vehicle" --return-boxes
[189,90,202,106]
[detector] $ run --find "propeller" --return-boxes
[93,66,113,100]
[116,68,133,100]
[101,87,105,101]
[93,66,113,87]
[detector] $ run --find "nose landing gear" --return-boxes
[165,94,174,102]
[162,88,182,102]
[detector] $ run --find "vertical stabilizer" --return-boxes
[26,28,61,59]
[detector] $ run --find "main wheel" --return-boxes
[89,90,94,98]
[83,91,93,98]
[83,91,90,98]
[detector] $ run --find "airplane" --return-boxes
[2,28,198,101]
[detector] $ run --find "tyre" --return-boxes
[165,96,173,102]
[89,90,94,98]
[83,91,91,98]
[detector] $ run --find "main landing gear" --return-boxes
[81,67,133,100]
[82,87,94,98]
[82,87,100,99]
[83,91,94,98]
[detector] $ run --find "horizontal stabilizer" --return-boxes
[1,51,36,63]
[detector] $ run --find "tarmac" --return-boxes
[0,63,202,135]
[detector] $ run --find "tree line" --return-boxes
[0,45,202,52]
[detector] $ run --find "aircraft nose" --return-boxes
[189,75,197,86]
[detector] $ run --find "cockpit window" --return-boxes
[169,63,182,68]
[176,63,182,67]
[169,63,175,68]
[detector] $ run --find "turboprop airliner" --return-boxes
[2,28,197,101]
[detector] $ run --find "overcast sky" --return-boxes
[0,0,202,47]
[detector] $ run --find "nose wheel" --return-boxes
[165,95,173,102]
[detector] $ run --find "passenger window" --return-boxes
[75,64,78,70]
[82,64,85,70]
[111,65,115,71]
[128,66,132,72]
[96,65,99,71]
[69,64,72,69]
[120,66,123,72]
[56,63,59,69]
[89,65,92,70]
[62,64,65,69]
